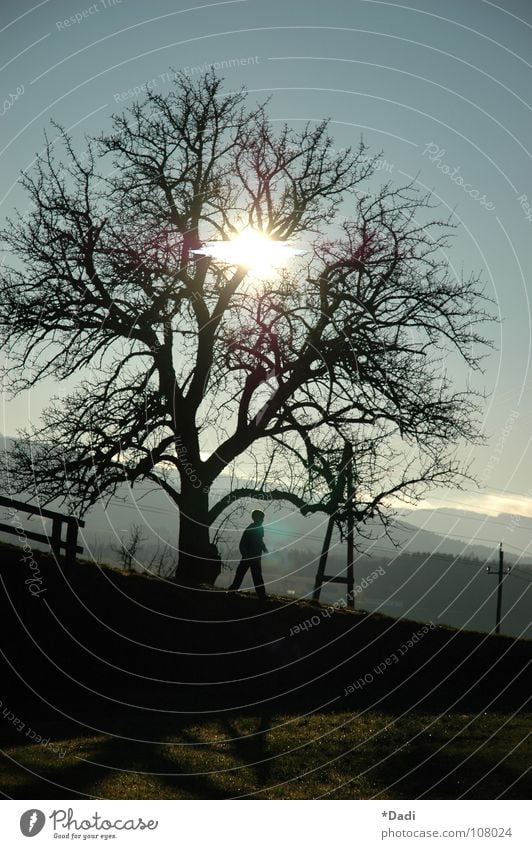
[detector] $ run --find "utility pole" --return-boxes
[313,515,335,602]
[313,441,355,607]
[486,542,511,635]
[345,441,355,609]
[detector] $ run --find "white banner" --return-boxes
[1,800,529,847]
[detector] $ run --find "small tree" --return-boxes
[0,72,493,584]
[110,523,146,572]
[146,540,175,578]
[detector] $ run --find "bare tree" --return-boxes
[110,523,146,572]
[145,540,174,578]
[0,72,493,585]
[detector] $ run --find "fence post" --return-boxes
[0,495,84,564]
[346,442,355,609]
[50,517,62,561]
[66,518,78,569]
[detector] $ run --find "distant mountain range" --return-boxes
[2,430,531,566]
[2,434,531,639]
[1,473,529,566]
[401,507,532,562]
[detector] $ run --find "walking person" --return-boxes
[228,510,268,599]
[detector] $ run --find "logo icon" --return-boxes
[20,810,46,837]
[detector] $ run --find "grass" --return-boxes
[2,710,530,799]
[1,540,531,799]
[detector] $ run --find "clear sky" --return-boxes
[1,0,531,519]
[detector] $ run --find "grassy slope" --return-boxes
[0,541,530,799]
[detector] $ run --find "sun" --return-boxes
[191,228,303,272]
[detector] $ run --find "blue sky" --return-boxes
[1,0,531,519]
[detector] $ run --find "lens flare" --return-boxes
[191,228,303,271]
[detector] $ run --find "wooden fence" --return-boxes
[0,495,84,567]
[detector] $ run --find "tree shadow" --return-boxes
[1,710,276,800]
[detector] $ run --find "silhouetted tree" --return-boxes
[0,73,493,584]
[110,523,146,571]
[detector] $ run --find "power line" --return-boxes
[92,501,532,557]
[510,568,532,584]
[100,482,532,531]
[510,572,532,584]
[87,496,532,563]
[99,496,525,548]
[108,487,532,523]
[395,520,515,548]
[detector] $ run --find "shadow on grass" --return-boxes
[1,551,531,799]
[2,706,531,800]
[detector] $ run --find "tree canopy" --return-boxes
[0,72,493,583]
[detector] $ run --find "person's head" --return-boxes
[251,509,265,525]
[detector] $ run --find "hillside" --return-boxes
[2,540,530,714]
[3,435,529,572]
[1,540,531,799]
[3,465,532,641]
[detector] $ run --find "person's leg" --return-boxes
[229,559,249,590]
[249,558,267,599]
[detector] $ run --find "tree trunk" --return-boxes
[175,484,220,586]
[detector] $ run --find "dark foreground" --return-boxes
[1,546,530,799]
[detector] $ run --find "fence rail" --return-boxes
[0,495,84,567]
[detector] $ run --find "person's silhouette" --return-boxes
[228,510,268,599]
